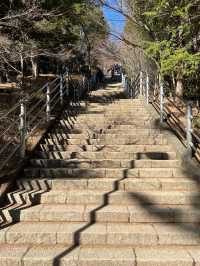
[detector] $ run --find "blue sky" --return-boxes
[102,1,125,35]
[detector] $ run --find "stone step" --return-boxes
[46,128,162,139]
[59,120,156,127]
[41,136,167,145]
[43,177,197,192]
[1,221,200,246]
[105,128,161,134]
[18,203,200,223]
[29,159,180,169]
[75,112,150,117]
[53,124,160,133]
[121,177,199,192]
[35,150,177,160]
[38,144,173,152]
[40,190,200,205]
[24,167,191,179]
[1,244,199,265]
[45,132,163,140]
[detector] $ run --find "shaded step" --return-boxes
[35,150,177,160]
[24,167,193,179]
[49,128,161,136]
[60,120,156,128]
[38,144,173,152]
[29,159,180,169]
[41,136,168,145]
[45,132,164,140]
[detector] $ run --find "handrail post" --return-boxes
[160,82,164,123]
[140,71,143,96]
[124,75,127,94]
[122,73,125,88]
[60,75,64,105]
[46,83,51,122]
[146,73,149,104]
[186,102,193,158]
[66,70,69,96]
[130,78,133,99]
[19,99,26,158]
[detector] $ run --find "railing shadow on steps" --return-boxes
[0,71,100,225]
[0,78,128,226]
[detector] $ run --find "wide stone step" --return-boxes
[60,120,156,127]
[121,177,199,192]
[46,128,162,139]
[1,221,200,246]
[47,177,198,192]
[1,244,199,265]
[72,112,151,118]
[24,167,191,179]
[29,159,180,169]
[53,124,160,133]
[18,203,200,223]
[35,150,177,160]
[39,144,173,152]
[41,136,167,145]
[45,132,163,140]
[40,190,200,205]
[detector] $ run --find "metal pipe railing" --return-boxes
[0,70,69,173]
[126,69,200,161]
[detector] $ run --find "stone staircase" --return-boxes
[1,83,200,265]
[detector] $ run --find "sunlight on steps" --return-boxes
[0,82,200,265]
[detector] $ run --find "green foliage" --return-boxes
[124,0,200,96]
[0,0,108,76]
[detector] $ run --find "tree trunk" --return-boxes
[31,56,38,80]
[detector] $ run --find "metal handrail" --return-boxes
[0,71,69,173]
[126,70,200,161]
[0,70,97,173]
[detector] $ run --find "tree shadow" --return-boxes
[52,169,129,266]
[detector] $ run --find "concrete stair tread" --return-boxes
[40,189,200,205]
[122,177,199,191]
[41,138,168,146]
[2,244,200,265]
[24,167,197,179]
[29,159,180,169]
[35,150,177,160]
[50,176,198,191]
[1,221,200,246]
[44,134,164,140]
[19,203,200,223]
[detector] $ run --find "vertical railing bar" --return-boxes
[160,81,164,123]
[146,73,149,104]
[140,71,143,96]
[19,100,26,158]
[186,102,193,158]
[60,75,64,106]
[46,83,51,122]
